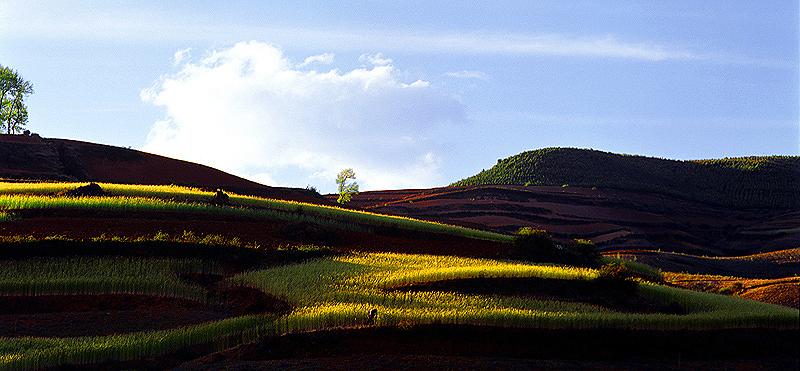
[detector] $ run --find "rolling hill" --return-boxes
[348,148,800,256]
[0,139,797,369]
[451,148,800,209]
[5,136,796,255]
[347,185,800,256]
[0,134,325,203]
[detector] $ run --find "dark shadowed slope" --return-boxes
[0,134,326,203]
[452,147,800,209]
[345,185,800,255]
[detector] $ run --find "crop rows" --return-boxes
[0,182,512,242]
[0,253,263,370]
[229,253,594,304]
[0,182,213,200]
[1,251,797,369]
[0,257,211,300]
[0,314,278,371]
[230,252,799,333]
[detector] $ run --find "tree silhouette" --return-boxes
[0,65,34,134]
[336,168,359,205]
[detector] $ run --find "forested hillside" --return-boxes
[452,148,799,209]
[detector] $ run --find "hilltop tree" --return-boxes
[0,65,34,134]
[336,168,359,205]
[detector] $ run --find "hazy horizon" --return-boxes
[2,1,797,192]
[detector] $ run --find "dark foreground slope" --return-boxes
[179,326,799,371]
[0,134,325,203]
[452,147,799,209]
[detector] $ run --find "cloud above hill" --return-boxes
[141,41,465,191]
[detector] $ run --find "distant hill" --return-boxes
[452,148,799,209]
[0,134,326,203]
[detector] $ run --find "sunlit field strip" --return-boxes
[230,253,594,304]
[230,252,800,332]
[0,257,212,300]
[0,182,214,199]
[0,182,512,242]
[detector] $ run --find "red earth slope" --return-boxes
[343,185,800,256]
[0,134,326,203]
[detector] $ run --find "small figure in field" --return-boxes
[367,308,378,325]
[213,189,230,205]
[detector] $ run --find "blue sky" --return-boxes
[1,1,797,191]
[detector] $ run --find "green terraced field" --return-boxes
[0,181,796,370]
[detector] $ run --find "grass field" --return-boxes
[0,314,275,370]
[0,256,211,300]
[231,252,798,332]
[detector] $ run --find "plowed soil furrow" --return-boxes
[347,185,800,255]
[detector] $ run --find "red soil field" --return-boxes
[0,288,289,338]
[665,272,800,309]
[0,295,226,337]
[344,185,800,256]
[611,248,800,278]
[740,282,800,309]
[0,134,327,203]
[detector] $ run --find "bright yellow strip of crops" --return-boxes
[231,252,799,332]
[0,182,79,195]
[341,253,596,289]
[0,182,212,199]
[0,182,512,242]
[231,252,595,305]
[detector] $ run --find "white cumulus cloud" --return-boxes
[141,41,464,192]
[172,48,191,65]
[359,52,393,66]
[298,52,335,67]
